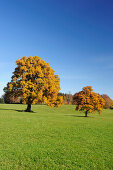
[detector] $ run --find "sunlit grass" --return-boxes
[0,104,113,169]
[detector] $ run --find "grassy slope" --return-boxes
[0,104,113,170]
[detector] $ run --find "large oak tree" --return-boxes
[4,56,63,111]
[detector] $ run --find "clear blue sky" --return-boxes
[0,0,113,99]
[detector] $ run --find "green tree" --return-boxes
[0,95,4,103]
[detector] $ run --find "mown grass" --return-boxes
[0,104,113,169]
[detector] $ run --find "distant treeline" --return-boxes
[0,92,73,105]
[0,92,113,109]
[58,93,73,104]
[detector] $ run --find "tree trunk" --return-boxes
[85,111,88,117]
[26,103,31,112]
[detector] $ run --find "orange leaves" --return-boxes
[73,86,105,115]
[8,83,13,91]
[110,100,113,109]
[101,94,112,109]
[83,86,93,92]
[46,95,63,107]
[5,56,63,107]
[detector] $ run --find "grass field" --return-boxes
[0,104,113,169]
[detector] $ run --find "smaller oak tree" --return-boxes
[101,94,112,109]
[73,86,105,117]
[4,56,63,112]
[110,100,113,109]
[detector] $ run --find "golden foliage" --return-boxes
[101,94,112,109]
[5,56,63,107]
[110,100,113,109]
[74,86,105,115]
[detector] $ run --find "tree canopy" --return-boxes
[4,56,63,111]
[110,100,113,109]
[101,94,112,109]
[73,86,105,117]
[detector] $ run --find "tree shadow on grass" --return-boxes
[64,114,93,118]
[0,108,35,113]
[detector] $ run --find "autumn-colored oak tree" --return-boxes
[4,56,63,112]
[110,100,113,109]
[101,94,112,109]
[73,86,105,117]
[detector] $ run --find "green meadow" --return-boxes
[0,104,113,169]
